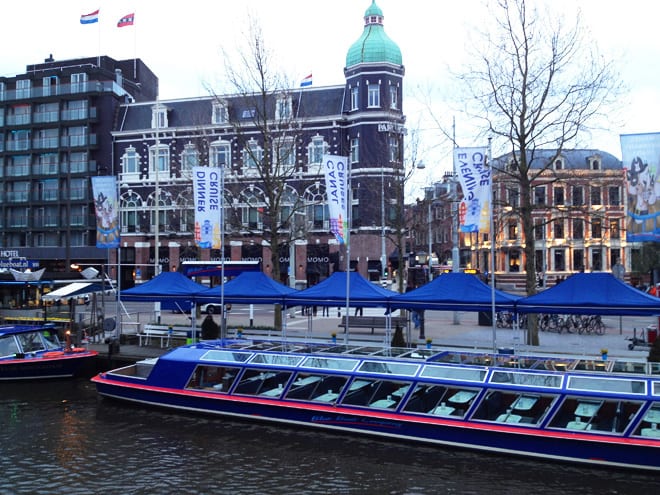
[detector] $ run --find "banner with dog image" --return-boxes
[91,176,120,248]
[621,132,660,242]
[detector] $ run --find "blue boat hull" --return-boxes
[0,352,97,380]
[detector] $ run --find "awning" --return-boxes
[42,282,109,301]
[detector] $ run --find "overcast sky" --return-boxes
[3,0,660,187]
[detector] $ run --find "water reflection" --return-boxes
[0,380,656,494]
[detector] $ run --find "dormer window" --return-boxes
[151,104,168,129]
[591,158,600,170]
[212,100,228,125]
[275,94,292,121]
[554,158,564,170]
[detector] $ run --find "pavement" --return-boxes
[111,304,659,361]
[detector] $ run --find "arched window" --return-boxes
[120,190,142,233]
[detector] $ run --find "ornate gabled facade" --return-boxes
[112,1,406,289]
[410,149,627,292]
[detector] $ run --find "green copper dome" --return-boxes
[346,1,402,67]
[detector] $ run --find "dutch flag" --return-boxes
[80,10,100,24]
[300,73,313,87]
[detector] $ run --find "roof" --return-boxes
[42,282,108,301]
[494,149,622,171]
[346,1,402,67]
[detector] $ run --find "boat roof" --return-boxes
[159,340,660,397]
[0,324,56,337]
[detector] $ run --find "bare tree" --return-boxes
[210,17,313,329]
[459,0,621,345]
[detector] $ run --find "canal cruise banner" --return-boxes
[454,147,491,234]
[192,166,223,249]
[621,132,660,242]
[91,176,120,248]
[322,154,349,244]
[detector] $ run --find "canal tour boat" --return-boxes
[92,339,660,472]
[0,324,98,380]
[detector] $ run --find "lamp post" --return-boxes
[381,166,387,281]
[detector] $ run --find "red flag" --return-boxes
[117,13,134,28]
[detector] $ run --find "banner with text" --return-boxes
[621,132,660,242]
[322,154,349,244]
[192,166,223,249]
[91,176,120,248]
[454,147,491,233]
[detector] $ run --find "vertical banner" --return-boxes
[192,166,222,249]
[91,176,120,248]
[454,147,491,233]
[621,132,660,242]
[322,154,349,244]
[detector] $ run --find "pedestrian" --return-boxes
[322,305,329,317]
[354,306,363,316]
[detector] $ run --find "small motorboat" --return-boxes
[0,324,98,380]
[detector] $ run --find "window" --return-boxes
[350,137,359,163]
[388,135,400,162]
[350,86,359,110]
[211,141,230,167]
[572,185,584,206]
[609,186,620,206]
[241,108,256,119]
[534,219,545,240]
[591,218,602,239]
[42,75,58,97]
[573,218,584,239]
[151,104,168,128]
[0,82,5,101]
[67,126,86,146]
[308,135,327,165]
[121,190,142,233]
[573,249,584,271]
[9,104,31,125]
[507,187,520,207]
[554,249,566,271]
[592,248,603,271]
[554,219,564,239]
[35,128,58,149]
[275,138,295,167]
[275,94,292,121]
[37,153,58,175]
[610,219,620,239]
[553,186,564,206]
[509,250,521,272]
[590,158,600,170]
[37,179,59,201]
[69,152,88,173]
[242,140,263,169]
[590,186,601,206]
[35,102,58,123]
[181,144,199,171]
[554,158,563,170]
[16,79,31,99]
[8,155,30,177]
[507,220,518,240]
[69,178,87,200]
[71,73,88,93]
[212,101,228,125]
[9,130,30,151]
[367,83,380,107]
[62,100,87,120]
[534,185,546,205]
[150,145,169,173]
[389,85,398,109]
[122,147,139,174]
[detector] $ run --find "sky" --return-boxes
[3,0,660,191]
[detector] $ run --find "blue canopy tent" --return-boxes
[121,272,210,341]
[389,272,520,312]
[285,271,399,342]
[516,272,660,316]
[199,271,297,305]
[285,271,397,308]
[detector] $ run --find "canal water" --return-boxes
[0,379,655,495]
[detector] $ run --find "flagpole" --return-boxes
[344,158,352,346]
[489,137,497,353]
[133,12,137,79]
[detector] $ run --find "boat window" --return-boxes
[285,372,349,403]
[340,378,413,410]
[490,371,562,388]
[567,376,646,395]
[357,360,420,376]
[632,404,660,438]
[233,368,294,397]
[201,350,252,363]
[421,365,487,382]
[301,356,360,371]
[0,336,20,357]
[472,391,556,426]
[650,363,660,376]
[17,332,46,353]
[402,384,480,419]
[548,397,644,434]
[186,365,241,393]
[249,353,304,367]
[573,359,611,372]
[610,361,647,375]
[42,329,60,350]
[654,382,660,395]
